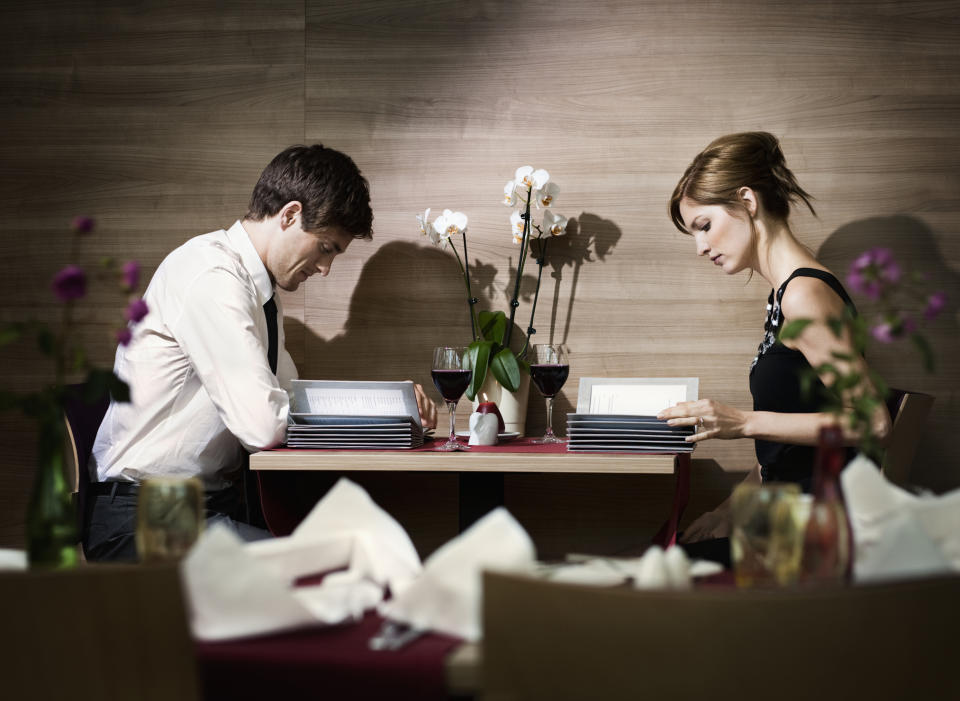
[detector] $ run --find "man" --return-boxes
[85,144,437,561]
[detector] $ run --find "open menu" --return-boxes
[567,377,698,453]
[286,380,425,449]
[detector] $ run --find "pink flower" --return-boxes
[124,298,149,323]
[52,265,87,301]
[847,247,900,301]
[924,291,947,320]
[116,328,132,346]
[71,215,95,234]
[122,260,140,291]
[871,322,895,343]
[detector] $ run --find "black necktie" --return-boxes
[264,296,278,374]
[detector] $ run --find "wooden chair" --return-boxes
[0,564,201,701]
[481,571,960,701]
[881,389,934,486]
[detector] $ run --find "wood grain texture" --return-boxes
[251,449,677,474]
[1,0,959,550]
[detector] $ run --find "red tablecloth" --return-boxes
[196,612,461,701]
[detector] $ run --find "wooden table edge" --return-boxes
[249,449,678,474]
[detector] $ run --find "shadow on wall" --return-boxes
[287,214,622,435]
[817,215,960,492]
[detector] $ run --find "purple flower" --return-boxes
[116,328,132,346]
[71,215,95,234]
[847,247,901,301]
[871,322,895,343]
[122,260,140,291]
[124,298,149,323]
[924,291,947,321]
[51,265,87,301]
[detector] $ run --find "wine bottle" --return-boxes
[799,425,850,584]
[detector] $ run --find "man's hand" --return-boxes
[413,383,438,430]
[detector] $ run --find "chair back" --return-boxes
[62,383,111,539]
[881,389,934,486]
[482,571,960,701]
[0,564,201,700]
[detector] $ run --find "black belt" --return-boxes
[89,481,140,497]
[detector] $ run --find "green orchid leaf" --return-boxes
[490,348,521,392]
[778,319,813,342]
[465,340,493,401]
[478,310,507,345]
[830,351,854,362]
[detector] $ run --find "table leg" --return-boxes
[651,453,691,548]
[458,472,504,532]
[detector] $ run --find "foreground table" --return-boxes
[252,439,692,546]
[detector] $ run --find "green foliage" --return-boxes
[478,310,507,345]
[490,347,521,392]
[777,319,813,342]
[465,340,493,401]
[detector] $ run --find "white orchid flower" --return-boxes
[510,210,525,244]
[534,182,559,209]
[514,166,550,191]
[433,208,468,246]
[502,180,518,207]
[416,207,432,236]
[543,209,568,237]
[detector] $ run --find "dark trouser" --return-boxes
[83,480,271,563]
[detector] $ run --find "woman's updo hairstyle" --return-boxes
[669,131,816,233]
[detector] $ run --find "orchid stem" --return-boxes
[505,189,532,348]
[450,238,478,342]
[520,236,547,359]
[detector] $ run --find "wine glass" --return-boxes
[528,344,569,444]
[432,346,473,451]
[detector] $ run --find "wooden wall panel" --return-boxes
[0,0,305,547]
[1,0,958,550]
[302,0,960,498]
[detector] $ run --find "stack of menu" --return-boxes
[566,414,694,453]
[566,376,699,453]
[286,380,425,449]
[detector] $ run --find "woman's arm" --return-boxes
[658,276,892,447]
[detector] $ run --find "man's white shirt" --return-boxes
[91,221,297,488]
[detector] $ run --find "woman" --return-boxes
[659,131,891,543]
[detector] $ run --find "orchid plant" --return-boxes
[418,166,569,400]
[0,216,148,420]
[779,247,946,460]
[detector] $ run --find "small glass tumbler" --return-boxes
[768,492,813,587]
[730,482,801,588]
[136,476,204,563]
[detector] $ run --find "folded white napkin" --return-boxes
[181,477,422,641]
[0,548,27,570]
[842,455,960,583]
[542,547,721,589]
[380,507,536,641]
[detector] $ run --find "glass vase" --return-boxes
[26,417,79,568]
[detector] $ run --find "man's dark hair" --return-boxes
[246,144,373,239]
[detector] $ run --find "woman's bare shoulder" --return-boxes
[780,270,846,322]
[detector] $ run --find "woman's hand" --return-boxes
[679,499,732,543]
[657,399,749,443]
[413,383,439,430]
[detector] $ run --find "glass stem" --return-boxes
[544,396,555,438]
[448,401,458,442]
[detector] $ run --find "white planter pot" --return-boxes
[472,370,531,437]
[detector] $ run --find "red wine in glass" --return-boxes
[431,369,472,403]
[529,345,568,444]
[529,364,569,398]
[432,346,473,451]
